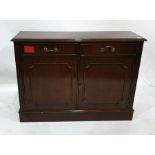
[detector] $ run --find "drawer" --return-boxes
[22,43,76,56]
[81,43,138,55]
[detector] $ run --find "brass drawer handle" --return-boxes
[100,46,115,53]
[44,47,58,53]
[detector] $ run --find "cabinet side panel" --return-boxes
[126,41,144,109]
[14,42,25,110]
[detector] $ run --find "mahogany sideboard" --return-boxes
[11,31,147,122]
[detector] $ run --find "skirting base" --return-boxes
[19,109,134,122]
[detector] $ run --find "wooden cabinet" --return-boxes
[12,31,146,122]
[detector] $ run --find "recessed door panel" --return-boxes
[79,57,134,109]
[22,57,77,110]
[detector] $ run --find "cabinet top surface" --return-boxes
[11,31,147,42]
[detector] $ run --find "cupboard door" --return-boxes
[22,57,77,110]
[79,57,135,109]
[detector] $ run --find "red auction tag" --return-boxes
[24,46,35,53]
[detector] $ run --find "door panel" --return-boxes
[22,57,77,110]
[79,57,135,109]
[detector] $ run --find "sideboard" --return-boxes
[12,31,146,122]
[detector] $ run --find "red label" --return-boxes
[24,46,35,53]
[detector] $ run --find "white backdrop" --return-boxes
[0,20,155,134]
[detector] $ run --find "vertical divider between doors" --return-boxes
[75,42,81,109]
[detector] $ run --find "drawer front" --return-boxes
[23,43,76,56]
[81,43,138,55]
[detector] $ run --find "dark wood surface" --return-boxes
[11,31,147,42]
[19,110,134,122]
[22,57,77,110]
[79,56,135,109]
[12,31,146,122]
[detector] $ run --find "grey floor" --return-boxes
[0,75,155,135]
